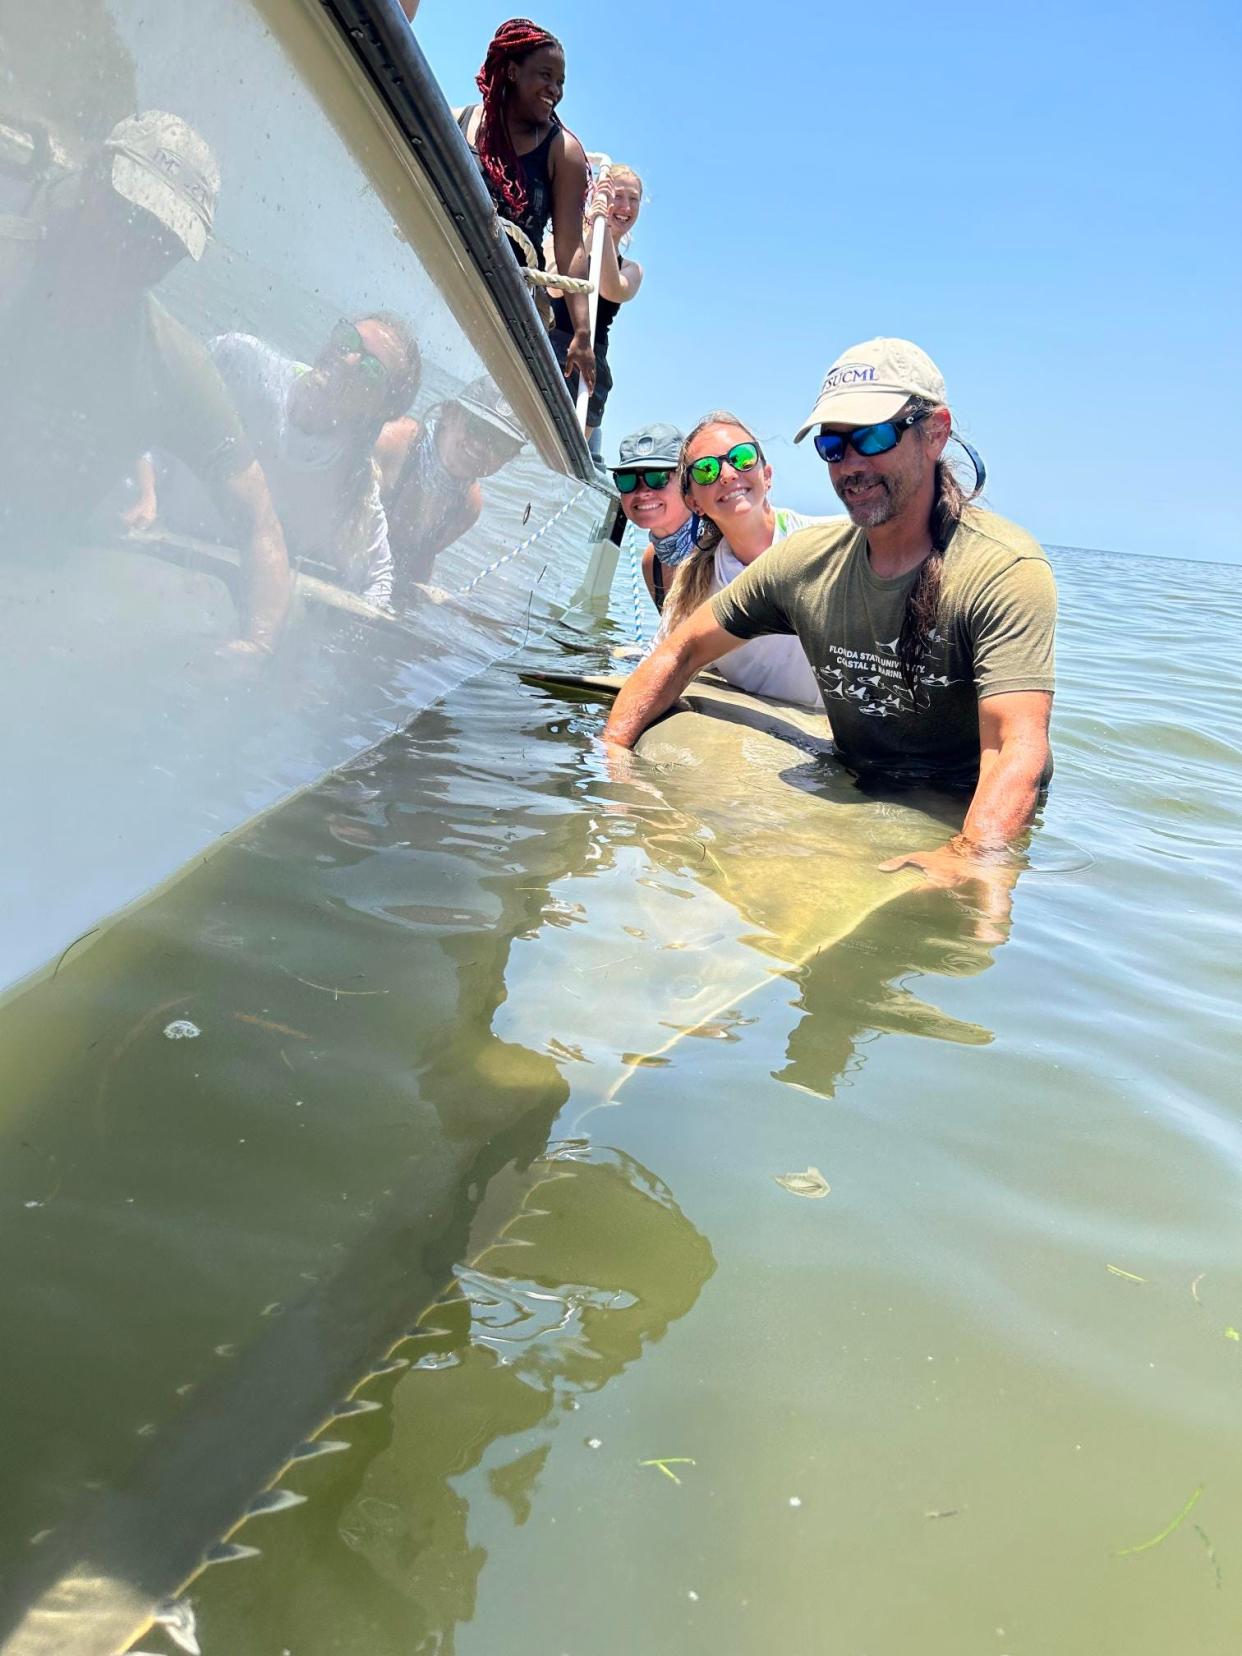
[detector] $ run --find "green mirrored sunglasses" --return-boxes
[614,468,674,494]
[328,319,389,386]
[687,441,761,487]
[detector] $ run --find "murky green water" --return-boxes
[3,548,1241,1656]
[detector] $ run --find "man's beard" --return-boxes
[835,471,900,528]
[288,374,339,435]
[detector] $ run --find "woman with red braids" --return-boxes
[455,19,596,396]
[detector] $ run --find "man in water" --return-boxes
[603,339,1057,887]
[0,110,291,652]
[376,376,525,600]
[610,423,691,614]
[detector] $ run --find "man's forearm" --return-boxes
[958,736,1048,851]
[603,640,700,748]
[216,461,293,649]
[240,520,293,649]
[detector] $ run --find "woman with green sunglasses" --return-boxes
[654,411,831,707]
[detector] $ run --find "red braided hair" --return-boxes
[474,18,562,219]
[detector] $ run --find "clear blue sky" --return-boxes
[417,2,1241,564]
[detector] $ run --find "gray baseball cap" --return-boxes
[611,422,683,471]
[457,375,526,444]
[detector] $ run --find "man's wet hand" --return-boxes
[594,739,665,823]
[596,736,637,783]
[880,837,1018,944]
[120,498,158,533]
[881,845,969,888]
[216,636,274,662]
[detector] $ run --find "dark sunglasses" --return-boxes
[687,441,761,487]
[459,411,522,459]
[328,320,389,387]
[614,468,674,494]
[813,410,930,465]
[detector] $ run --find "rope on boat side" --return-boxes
[456,485,590,596]
[500,219,594,293]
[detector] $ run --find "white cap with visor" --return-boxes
[794,337,946,441]
[104,110,220,262]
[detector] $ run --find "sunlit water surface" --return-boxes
[3,548,1240,1656]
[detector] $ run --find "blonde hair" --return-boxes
[661,409,766,634]
[587,163,644,247]
[609,164,643,194]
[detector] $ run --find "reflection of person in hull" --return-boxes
[604,338,1057,898]
[143,316,421,606]
[0,110,292,654]
[609,422,691,614]
[375,375,525,598]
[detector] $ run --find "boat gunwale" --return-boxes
[317,0,599,483]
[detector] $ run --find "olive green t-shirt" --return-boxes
[709,509,1056,784]
[0,288,251,543]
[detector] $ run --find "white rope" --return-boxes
[499,219,593,294]
[627,539,651,642]
[456,486,589,596]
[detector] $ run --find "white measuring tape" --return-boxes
[456,486,590,596]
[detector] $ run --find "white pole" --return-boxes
[576,152,612,437]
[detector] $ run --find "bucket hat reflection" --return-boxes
[104,111,220,262]
[611,422,683,472]
[793,338,946,441]
[457,374,526,445]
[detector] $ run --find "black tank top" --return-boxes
[651,552,666,611]
[550,257,626,355]
[458,104,557,270]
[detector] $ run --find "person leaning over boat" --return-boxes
[146,316,421,607]
[549,165,645,456]
[0,110,292,653]
[603,339,1057,888]
[650,411,830,708]
[376,375,527,601]
[610,422,692,614]
[454,18,595,396]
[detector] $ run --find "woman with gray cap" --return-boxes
[377,375,527,599]
[609,422,692,614]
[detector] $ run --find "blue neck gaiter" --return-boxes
[651,515,699,568]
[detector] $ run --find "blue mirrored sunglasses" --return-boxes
[813,409,930,465]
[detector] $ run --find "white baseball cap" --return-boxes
[793,338,946,441]
[104,111,220,261]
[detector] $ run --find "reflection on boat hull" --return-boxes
[0,695,605,1655]
[0,0,618,996]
